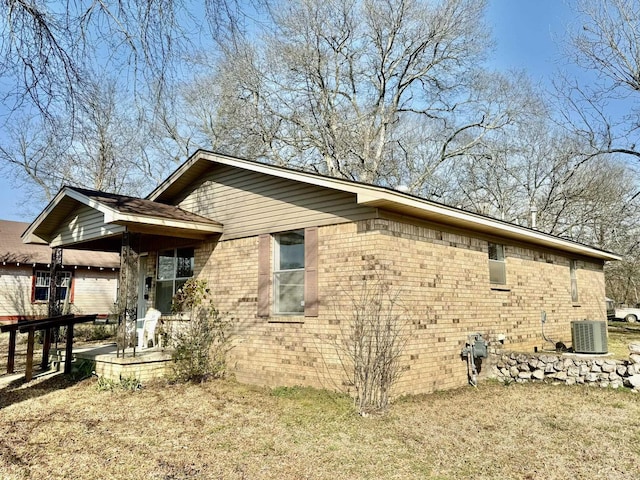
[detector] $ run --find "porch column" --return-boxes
[117,231,140,355]
[48,248,63,317]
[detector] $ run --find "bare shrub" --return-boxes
[333,269,408,415]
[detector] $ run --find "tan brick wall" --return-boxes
[92,358,170,383]
[191,219,606,396]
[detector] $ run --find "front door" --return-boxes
[137,255,148,319]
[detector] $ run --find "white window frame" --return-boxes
[273,230,305,315]
[570,260,578,303]
[488,243,506,285]
[34,270,72,303]
[156,248,195,314]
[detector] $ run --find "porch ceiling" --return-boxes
[22,187,223,250]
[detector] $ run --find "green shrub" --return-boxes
[75,323,116,342]
[170,279,231,382]
[96,374,141,391]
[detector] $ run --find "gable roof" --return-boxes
[23,187,223,246]
[148,149,621,262]
[0,220,119,268]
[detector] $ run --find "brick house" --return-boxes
[22,150,619,394]
[0,220,119,323]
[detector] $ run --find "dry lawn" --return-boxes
[1,326,640,479]
[608,321,640,358]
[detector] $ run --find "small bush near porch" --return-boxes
[1,376,639,479]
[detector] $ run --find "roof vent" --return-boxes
[396,185,409,193]
[571,320,608,354]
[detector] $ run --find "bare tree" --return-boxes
[180,0,537,196]
[0,0,203,125]
[0,76,157,207]
[558,0,640,161]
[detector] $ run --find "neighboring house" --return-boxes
[22,150,620,395]
[0,220,119,323]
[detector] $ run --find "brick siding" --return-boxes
[194,219,605,396]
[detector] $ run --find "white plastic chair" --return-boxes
[137,308,161,349]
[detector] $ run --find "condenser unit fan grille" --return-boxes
[571,320,608,354]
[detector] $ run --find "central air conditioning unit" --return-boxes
[571,320,608,354]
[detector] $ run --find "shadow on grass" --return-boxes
[0,371,85,410]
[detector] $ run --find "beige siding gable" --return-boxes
[177,164,377,239]
[50,205,125,247]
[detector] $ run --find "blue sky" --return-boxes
[0,0,580,223]
[485,0,574,79]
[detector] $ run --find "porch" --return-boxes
[73,343,173,383]
[20,187,223,368]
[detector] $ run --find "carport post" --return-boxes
[64,323,74,375]
[41,327,52,370]
[25,329,35,381]
[6,329,16,374]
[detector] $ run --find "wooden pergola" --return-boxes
[1,314,97,381]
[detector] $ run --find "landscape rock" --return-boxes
[625,374,640,389]
[553,371,568,381]
[629,343,640,355]
[610,379,623,389]
[491,350,640,392]
[585,372,599,382]
[567,366,580,377]
[532,369,545,380]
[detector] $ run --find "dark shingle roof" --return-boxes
[69,187,221,226]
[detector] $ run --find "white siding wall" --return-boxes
[0,266,46,319]
[72,269,118,316]
[0,266,118,321]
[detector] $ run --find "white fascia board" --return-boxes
[151,151,619,261]
[150,150,370,201]
[356,191,622,261]
[65,188,120,219]
[107,211,223,233]
[147,153,202,200]
[22,187,83,244]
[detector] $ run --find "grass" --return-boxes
[1,377,639,479]
[608,320,640,358]
[1,326,640,479]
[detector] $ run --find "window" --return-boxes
[488,243,506,285]
[156,248,194,314]
[274,230,305,314]
[570,260,578,303]
[33,271,72,302]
